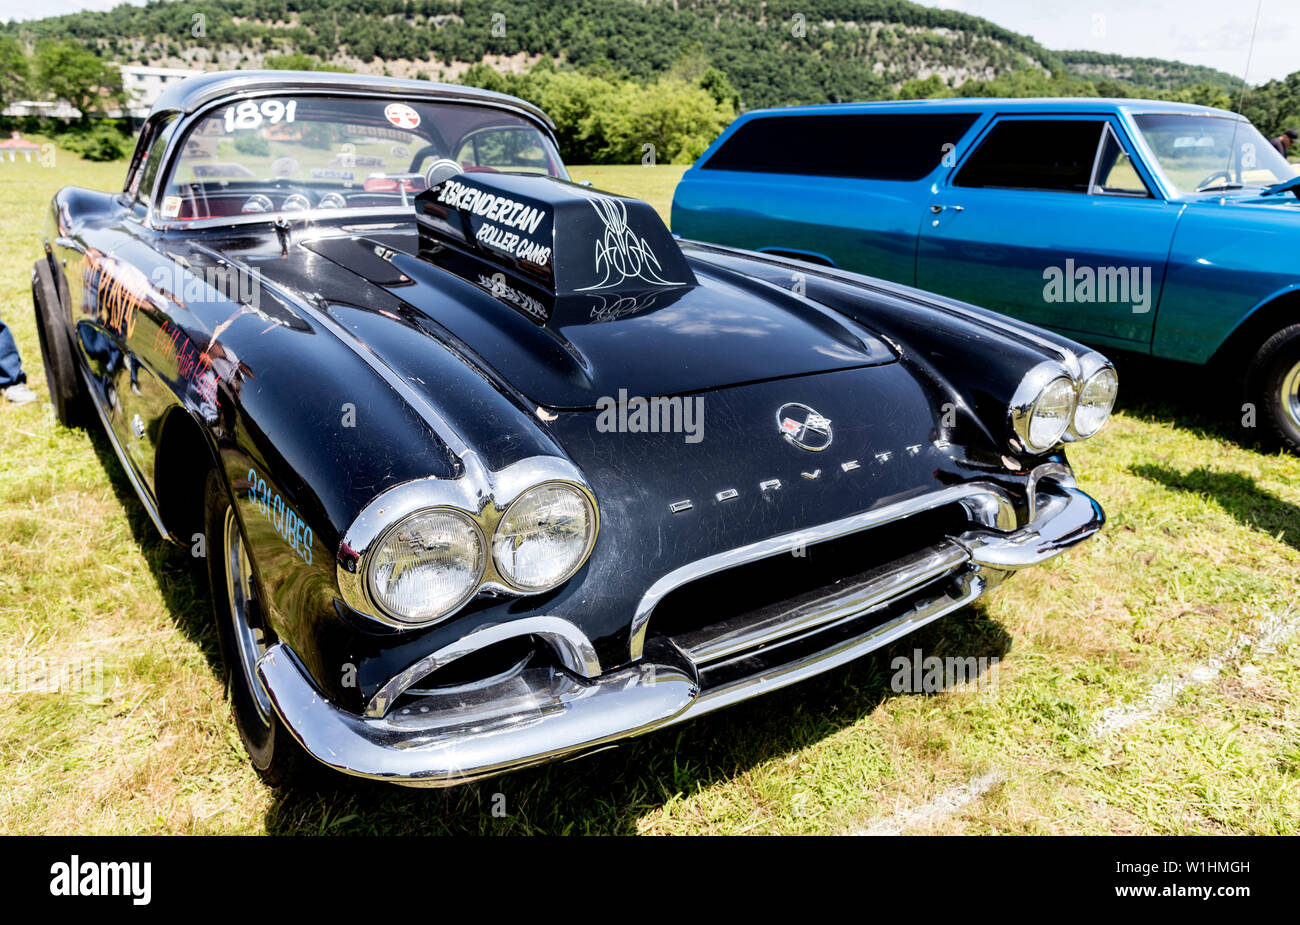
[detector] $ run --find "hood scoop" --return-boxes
[413,172,696,323]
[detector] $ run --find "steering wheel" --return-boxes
[1195,169,1233,191]
[408,144,444,174]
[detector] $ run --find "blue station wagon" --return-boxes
[672,98,1300,448]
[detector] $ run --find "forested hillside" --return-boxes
[4,0,1298,163]
[0,0,1236,109]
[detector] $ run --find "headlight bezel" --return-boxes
[1009,353,1117,455]
[1067,352,1119,441]
[1009,361,1078,454]
[336,457,599,630]
[492,481,599,593]
[364,506,487,626]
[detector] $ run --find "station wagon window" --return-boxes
[955,119,1104,193]
[701,113,978,181]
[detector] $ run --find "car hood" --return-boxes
[297,232,896,410]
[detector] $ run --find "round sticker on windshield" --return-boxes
[384,103,420,129]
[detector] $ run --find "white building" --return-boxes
[117,65,203,119]
[2,65,202,123]
[1,99,81,119]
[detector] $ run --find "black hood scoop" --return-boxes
[413,172,696,322]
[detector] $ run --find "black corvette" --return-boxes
[32,71,1115,786]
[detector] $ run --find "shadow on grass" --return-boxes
[84,426,220,673]
[1109,353,1268,451]
[1130,462,1300,553]
[83,409,1013,834]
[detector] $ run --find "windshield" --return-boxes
[161,95,566,222]
[1133,113,1297,193]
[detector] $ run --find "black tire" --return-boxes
[202,469,309,787]
[30,257,86,428]
[1247,323,1300,453]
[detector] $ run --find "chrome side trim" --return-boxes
[366,615,603,717]
[188,243,476,460]
[673,540,970,666]
[628,482,1016,660]
[186,247,600,629]
[78,365,171,538]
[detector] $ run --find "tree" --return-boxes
[593,78,734,165]
[0,37,29,110]
[34,40,123,122]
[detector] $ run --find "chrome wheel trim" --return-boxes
[1281,359,1300,431]
[224,507,271,725]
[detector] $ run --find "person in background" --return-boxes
[1269,128,1298,158]
[0,315,36,405]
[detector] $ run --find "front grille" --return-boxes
[651,503,971,639]
[647,503,977,687]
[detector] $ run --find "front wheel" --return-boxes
[1247,323,1300,453]
[203,469,308,786]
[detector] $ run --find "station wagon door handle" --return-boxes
[930,204,964,213]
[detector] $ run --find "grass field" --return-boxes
[0,153,1296,834]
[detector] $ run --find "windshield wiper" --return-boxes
[1261,175,1300,199]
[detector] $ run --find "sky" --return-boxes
[0,0,1295,84]
[915,0,1294,83]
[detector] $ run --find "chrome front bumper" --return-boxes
[257,474,1103,786]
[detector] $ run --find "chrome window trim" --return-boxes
[1088,123,1153,199]
[154,72,557,129]
[337,456,600,630]
[628,481,1017,660]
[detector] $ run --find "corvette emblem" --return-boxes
[776,402,833,452]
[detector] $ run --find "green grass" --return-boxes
[568,164,687,223]
[1,157,1297,834]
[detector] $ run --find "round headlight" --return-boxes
[367,509,485,624]
[1073,366,1118,438]
[493,483,596,592]
[1014,375,1076,453]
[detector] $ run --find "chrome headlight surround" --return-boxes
[336,456,600,630]
[492,482,598,593]
[1009,361,1078,454]
[1066,351,1118,440]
